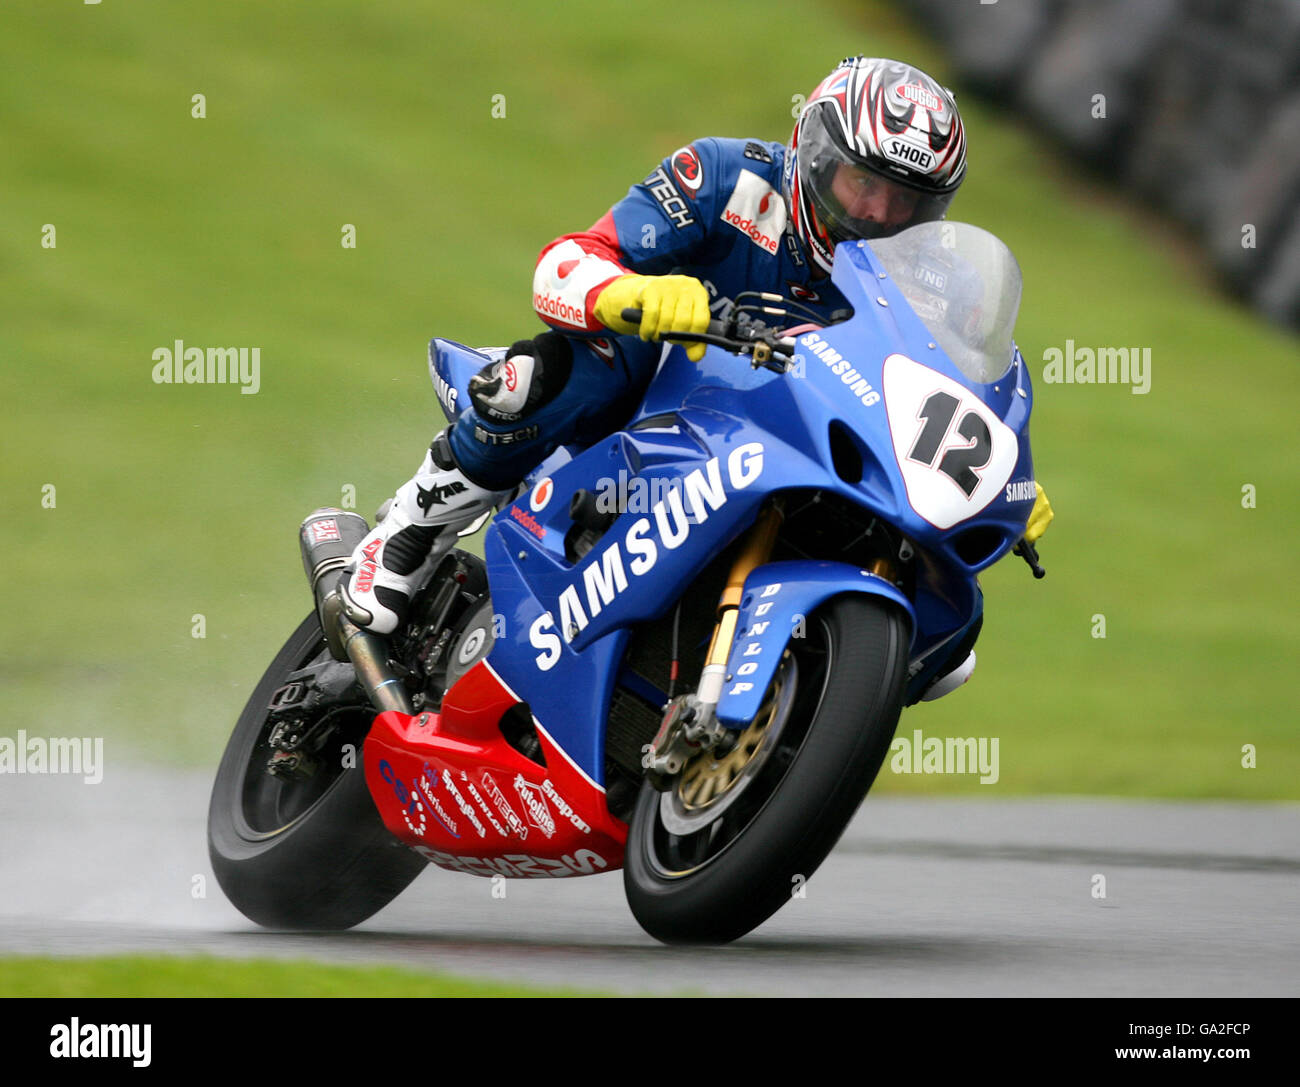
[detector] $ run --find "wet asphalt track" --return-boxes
[1,767,1297,996]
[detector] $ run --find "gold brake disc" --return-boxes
[677,696,778,810]
[663,655,798,833]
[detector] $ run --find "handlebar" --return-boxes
[621,308,729,339]
[619,307,792,372]
[1013,538,1046,578]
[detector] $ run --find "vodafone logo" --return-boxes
[671,146,703,196]
[530,477,554,512]
[721,169,787,256]
[722,210,779,254]
[533,291,586,329]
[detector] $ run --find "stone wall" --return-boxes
[899,0,1300,327]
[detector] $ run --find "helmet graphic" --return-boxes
[784,57,967,274]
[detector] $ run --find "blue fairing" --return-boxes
[715,561,916,726]
[427,338,495,424]
[433,227,1034,784]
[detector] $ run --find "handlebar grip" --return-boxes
[620,308,726,337]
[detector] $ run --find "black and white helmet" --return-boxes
[784,57,968,274]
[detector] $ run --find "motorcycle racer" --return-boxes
[334,56,1053,696]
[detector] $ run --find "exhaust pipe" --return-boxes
[299,508,370,615]
[299,508,414,715]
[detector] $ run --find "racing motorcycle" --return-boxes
[207,221,1045,945]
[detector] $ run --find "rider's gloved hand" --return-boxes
[594,274,711,362]
[1025,482,1054,544]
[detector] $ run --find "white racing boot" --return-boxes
[340,432,509,635]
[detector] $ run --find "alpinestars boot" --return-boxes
[340,431,509,635]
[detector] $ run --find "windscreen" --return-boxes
[867,221,1022,383]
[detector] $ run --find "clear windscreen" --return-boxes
[866,221,1023,383]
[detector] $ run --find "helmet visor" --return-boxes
[797,107,955,245]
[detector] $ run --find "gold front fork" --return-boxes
[697,500,785,706]
[644,499,787,784]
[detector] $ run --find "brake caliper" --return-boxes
[641,694,727,792]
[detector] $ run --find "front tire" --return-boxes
[623,595,908,945]
[207,614,427,929]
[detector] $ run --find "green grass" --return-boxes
[2,0,1296,798]
[0,955,606,998]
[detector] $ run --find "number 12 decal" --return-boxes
[907,390,992,497]
[883,353,1019,530]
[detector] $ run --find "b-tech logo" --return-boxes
[645,165,695,230]
[530,443,766,670]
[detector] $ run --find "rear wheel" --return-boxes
[207,614,427,929]
[623,594,908,944]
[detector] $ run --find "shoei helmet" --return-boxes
[785,56,968,274]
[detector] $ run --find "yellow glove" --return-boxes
[593,274,711,362]
[1025,482,1054,544]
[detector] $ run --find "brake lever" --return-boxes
[1013,538,1046,579]
[619,308,790,371]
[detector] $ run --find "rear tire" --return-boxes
[623,594,908,944]
[207,614,427,929]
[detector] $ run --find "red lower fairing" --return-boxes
[363,661,627,878]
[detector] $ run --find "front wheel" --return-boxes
[207,613,427,929]
[623,595,909,945]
